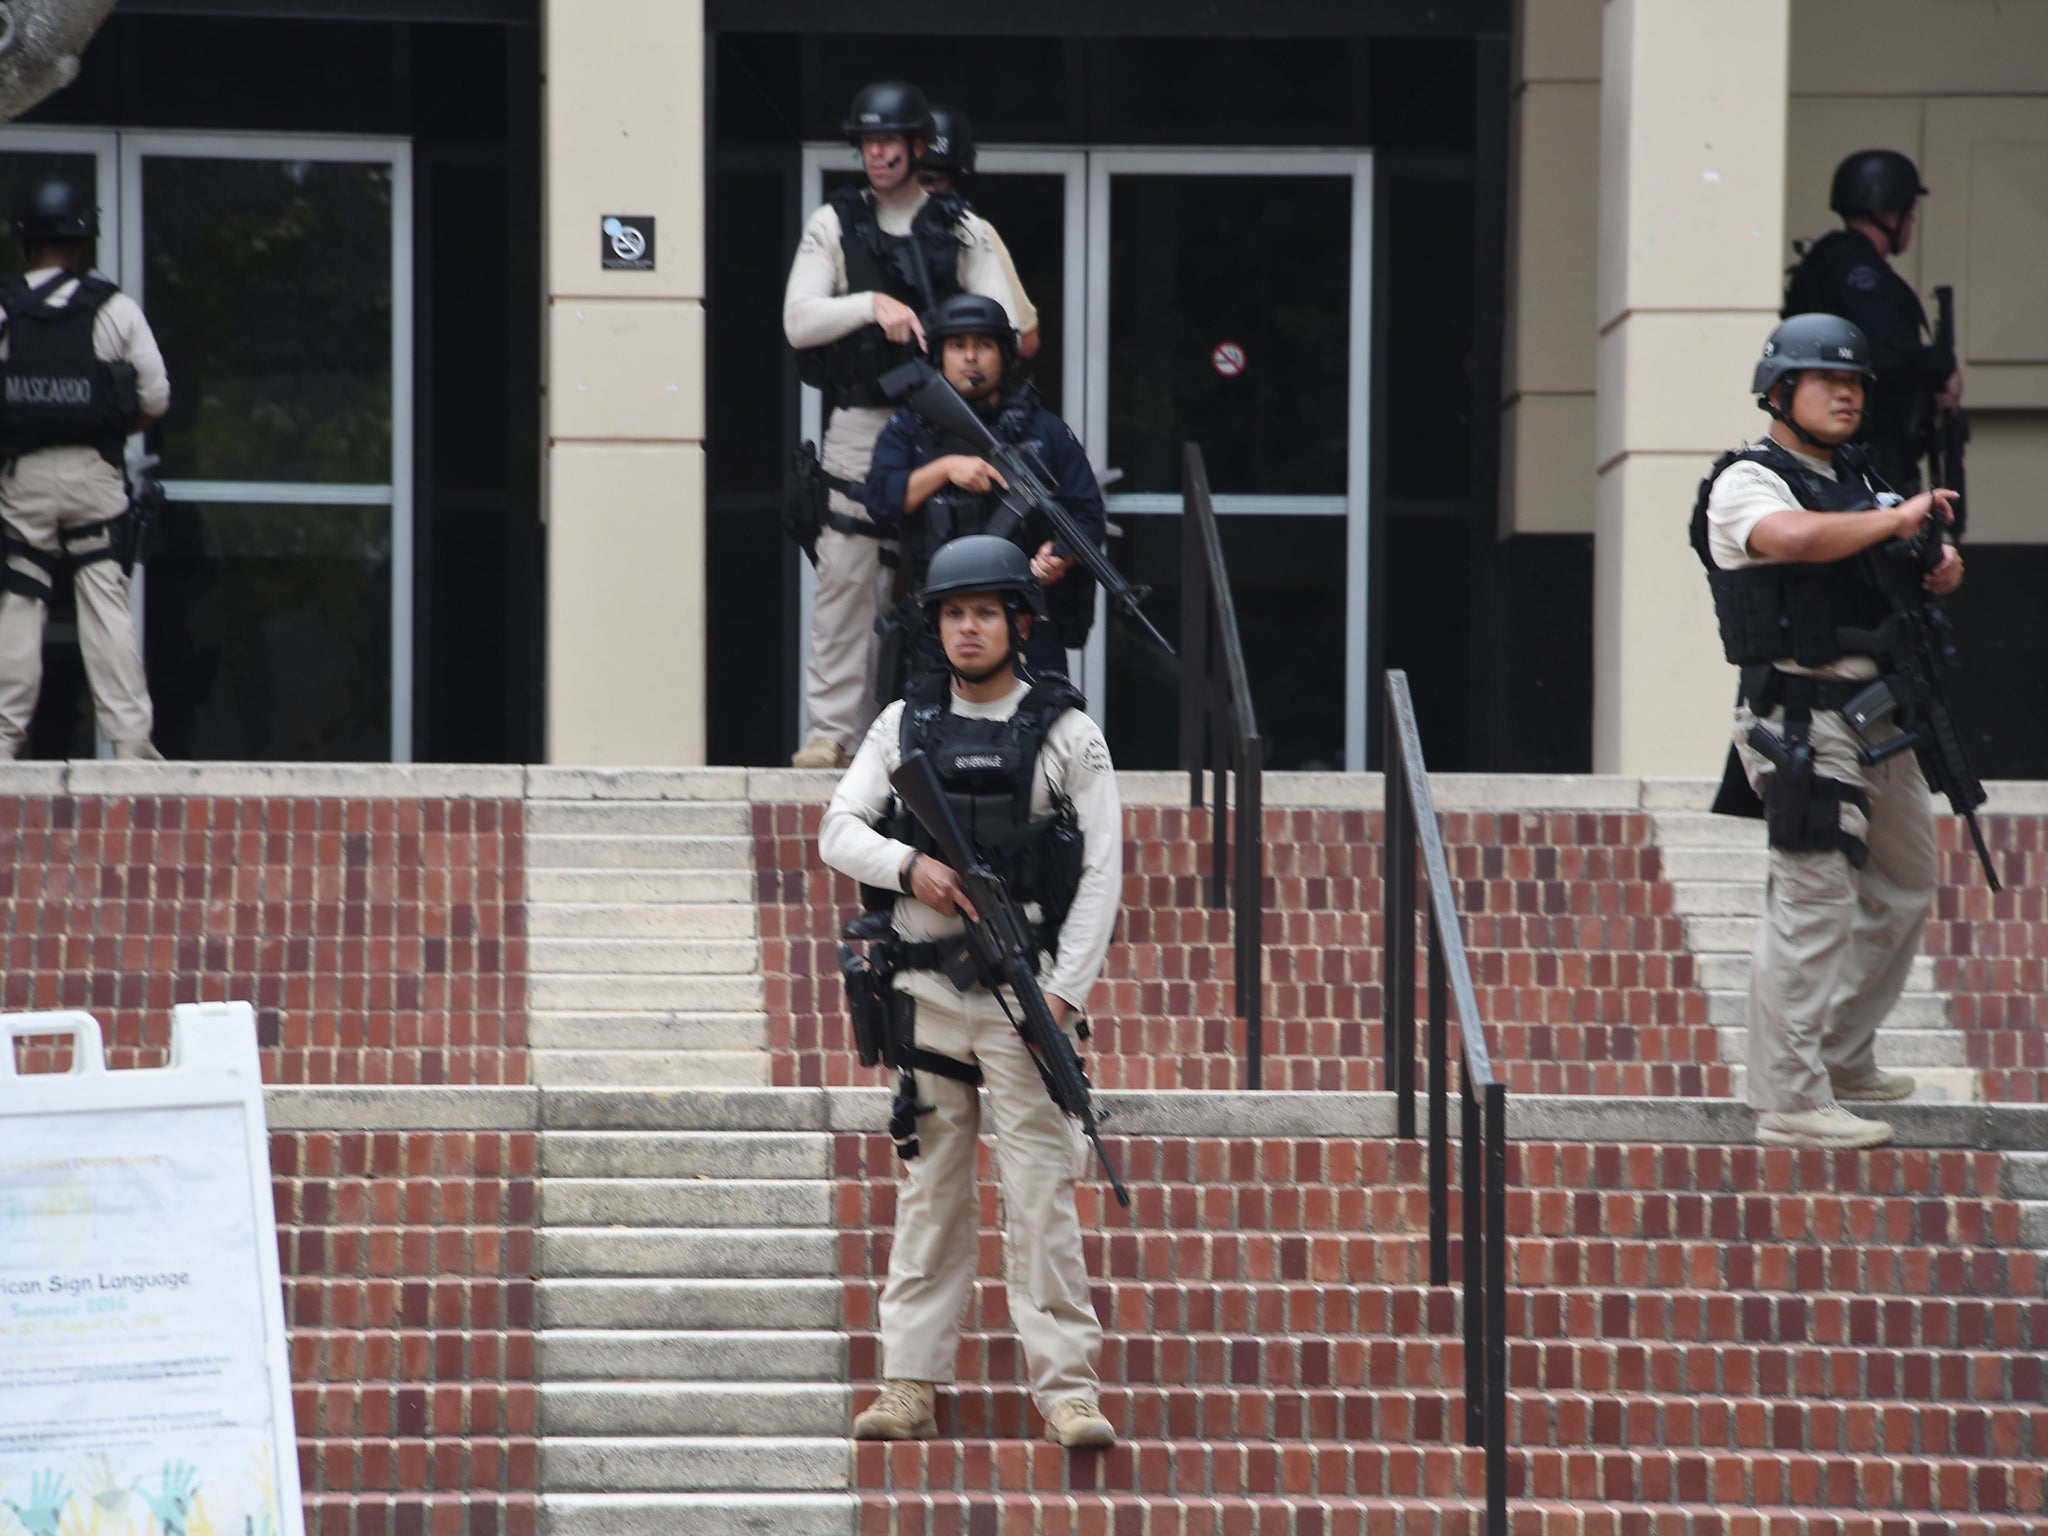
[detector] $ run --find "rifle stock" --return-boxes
[881,359,1177,657]
[889,751,1131,1206]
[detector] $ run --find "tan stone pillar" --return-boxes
[1592,0,1789,774]
[542,0,707,764]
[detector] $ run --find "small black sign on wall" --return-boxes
[601,215,656,271]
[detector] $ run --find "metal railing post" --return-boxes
[1180,452,1207,807]
[1461,1062,1483,1448]
[1239,733,1264,1091]
[1485,1082,1508,1536]
[1427,908,1449,1286]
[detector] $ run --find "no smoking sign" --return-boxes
[1211,341,1247,378]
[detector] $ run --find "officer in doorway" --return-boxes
[1783,150,1960,495]
[865,292,1103,699]
[918,105,1042,362]
[819,535,1122,1448]
[0,177,169,760]
[1692,314,1962,1150]
[783,80,1019,769]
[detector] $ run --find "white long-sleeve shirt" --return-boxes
[783,189,1017,350]
[819,680,1121,1014]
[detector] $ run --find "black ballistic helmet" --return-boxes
[924,293,1016,364]
[920,535,1046,620]
[1829,150,1927,217]
[843,81,931,145]
[11,178,98,243]
[1753,314,1875,397]
[922,105,976,176]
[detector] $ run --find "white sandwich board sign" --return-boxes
[0,1004,306,1536]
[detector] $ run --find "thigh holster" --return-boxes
[2,533,55,604]
[1748,710,1871,867]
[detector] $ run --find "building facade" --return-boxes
[6,0,2042,776]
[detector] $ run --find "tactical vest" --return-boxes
[0,272,139,468]
[906,387,1040,587]
[796,186,966,411]
[870,670,1088,958]
[1689,440,1894,668]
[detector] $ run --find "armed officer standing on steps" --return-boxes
[784,80,1018,770]
[865,292,1102,696]
[0,177,169,761]
[820,535,1121,1449]
[1694,314,1963,1151]
[1783,150,1961,497]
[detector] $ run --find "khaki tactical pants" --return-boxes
[1733,701,1937,1112]
[878,973,1103,1411]
[805,406,893,752]
[0,448,153,758]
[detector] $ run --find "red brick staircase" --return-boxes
[838,1109,2048,1534]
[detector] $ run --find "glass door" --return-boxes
[123,133,412,761]
[1085,151,1372,771]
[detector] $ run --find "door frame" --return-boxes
[120,129,416,760]
[1083,148,1373,769]
[793,143,1373,769]
[0,123,415,760]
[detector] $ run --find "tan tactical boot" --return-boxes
[1755,1102,1894,1149]
[852,1380,936,1440]
[1043,1396,1116,1448]
[112,740,165,761]
[1831,1068,1916,1102]
[791,734,848,770]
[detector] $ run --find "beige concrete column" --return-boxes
[543,0,707,764]
[1592,0,1790,774]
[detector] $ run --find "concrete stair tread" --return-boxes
[529,903,759,939]
[528,869,755,903]
[538,1327,845,1382]
[540,1435,847,1492]
[540,1382,851,1438]
[530,937,760,975]
[530,1017,770,1053]
[539,1226,836,1279]
[532,1049,772,1088]
[529,834,753,871]
[538,1492,852,1536]
[539,1177,831,1227]
[1713,1024,1967,1066]
[528,975,767,1012]
[541,1132,830,1180]
[528,800,750,836]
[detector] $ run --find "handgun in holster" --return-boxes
[836,939,892,1070]
[1745,721,1816,850]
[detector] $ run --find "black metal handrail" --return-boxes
[1383,668,1508,1535]
[1177,444,1266,1090]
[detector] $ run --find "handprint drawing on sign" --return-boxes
[137,1466,195,1536]
[5,1470,73,1536]
[79,1457,137,1522]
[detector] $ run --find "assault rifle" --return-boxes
[1927,285,1971,540]
[1841,519,2002,891]
[879,358,1176,658]
[889,749,1130,1207]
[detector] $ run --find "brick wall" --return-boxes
[1929,814,2048,1102]
[273,1126,537,1536]
[0,795,527,1085]
[758,801,1718,1098]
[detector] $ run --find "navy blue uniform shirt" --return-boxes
[865,393,1107,550]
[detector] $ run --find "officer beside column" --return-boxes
[864,292,1102,697]
[783,81,1019,769]
[819,535,1121,1448]
[1783,150,1960,496]
[0,177,169,760]
[1693,314,1962,1149]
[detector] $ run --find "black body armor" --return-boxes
[1783,229,1936,493]
[906,387,1040,587]
[1690,440,1892,668]
[863,670,1087,962]
[796,186,966,411]
[0,272,138,469]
